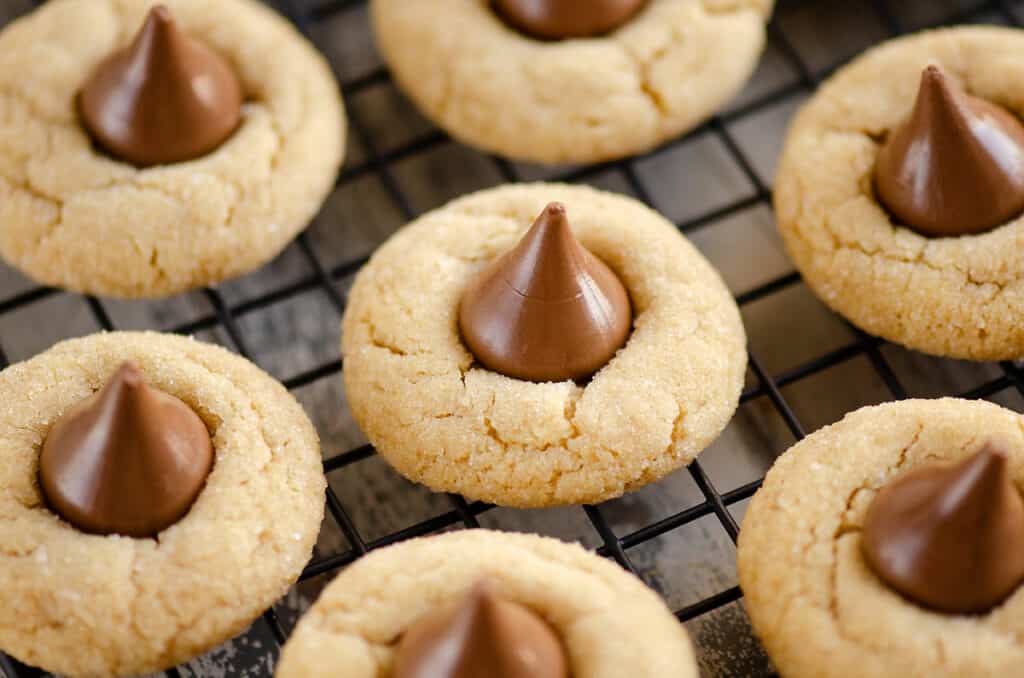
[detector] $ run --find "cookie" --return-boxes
[276,529,699,678]
[341,183,746,507]
[775,27,1024,360]
[0,0,346,298]
[370,0,774,165]
[738,398,1024,678]
[0,332,326,677]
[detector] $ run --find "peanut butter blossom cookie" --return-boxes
[775,28,1024,360]
[0,332,326,677]
[370,0,774,164]
[341,183,746,507]
[276,530,699,678]
[0,0,345,298]
[739,399,1024,677]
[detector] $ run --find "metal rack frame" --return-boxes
[3,0,1024,675]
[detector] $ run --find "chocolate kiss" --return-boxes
[875,65,1024,237]
[393,580,570,678]
[861,442,1024,614]
[458,202,632,383]
[492,0,647,40]
[39,362,214,538]
[79,5,243,167]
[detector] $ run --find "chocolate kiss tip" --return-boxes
[393,580,569,678]
[527,202,572,252]
[145,5,175,36]
[465,578,507,620]
[874,63,1024,238]
[918,65,953,103]
[39,362,214,538]
[79,3,242,167]
[458,202,632,382]
[862,441,1024,614]
[945,441,1011,509]
[113,360,143,383]
[527,202,569,241]
[463,579,500,623]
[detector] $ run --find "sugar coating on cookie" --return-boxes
[0,0,345,298]
[276,529,700,678]
[739,398,1024,678]
[341,183,746,507]
[371,0,774,164]
[0,332,326,677]
[774,27,1024,360]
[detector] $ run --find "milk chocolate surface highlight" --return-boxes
[39,362,214,538]
[80,5,243,167]
[458,202,632,383]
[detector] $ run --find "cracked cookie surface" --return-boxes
[775,27,1024,360]
[738,398,1024,678]
[370,0,773,165]
[0,0,345,298]
[276,529,699,678]
[341,183,746,507]
[0,332,326,677]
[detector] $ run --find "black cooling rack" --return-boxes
[4,0,1024,676]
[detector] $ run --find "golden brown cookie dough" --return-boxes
[276,529,699,678]
[341,183,747,507]
[0,0,346,298]
[738,398,1024,678]
[0,332,326,677]
[775,27,1024,361]
[370,0,774,165]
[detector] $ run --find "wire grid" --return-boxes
[3,0,1024,675]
